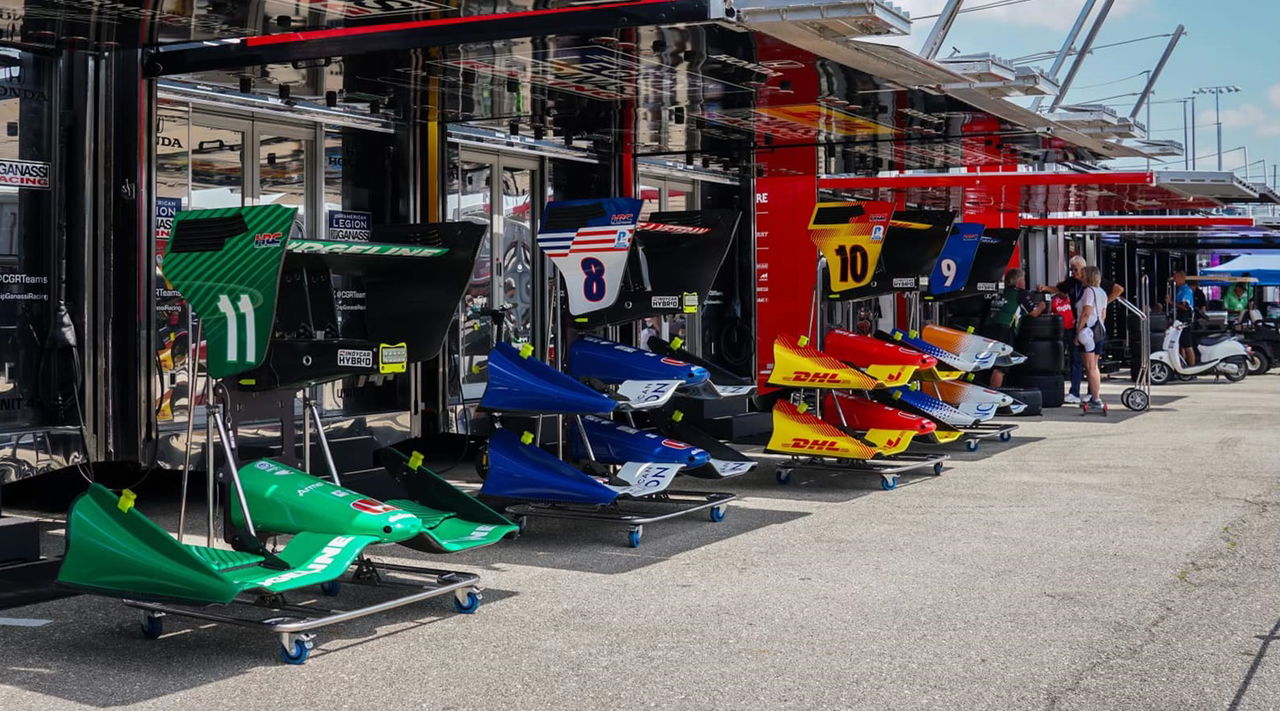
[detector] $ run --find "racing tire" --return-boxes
[996,388,1042,416]
[1148,360,1171,385]
[1247,350,1270,376]
[1223,357,1248,382]
[1005,373,1064,408]
[1019,340,1064,374]
[1019,315,1063,341]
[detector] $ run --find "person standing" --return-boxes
[1076,266,1109,409]
[985,267,1044,388]
[1224,282,1249,320]
[1170,270,1196,367]
[638,317,659,351]
[1040,256,1124,404]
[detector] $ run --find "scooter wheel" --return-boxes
[1120,388,1149,412]
[776,469,793,485]
[280,639,312,665]
[880,476,898,491]
[453,590,481,614]
[965,440,979,452]
[140,614,163,640]
[1149,361,1171,385]
[319,581,341,597]
[709,505,727,523]
[999,431,1012,442]
[627,528,643,548]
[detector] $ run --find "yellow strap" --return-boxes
[796,402,810,413]
[797,335,810,347]
[518,343,534,359]
[672,410,684,423]
[670,337,684,351]
[520,431,535,445]
[117,489,137,513]
[408,451,425,470]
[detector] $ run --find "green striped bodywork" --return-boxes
[162,205,296,379]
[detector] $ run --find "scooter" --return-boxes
[1149,320,1249,384]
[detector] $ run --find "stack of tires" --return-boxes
[1006,315,1065,408]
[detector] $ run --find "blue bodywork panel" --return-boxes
[480,342,619,415]
[568,335,709,385]
[480,430,618,505]
[569,415,711,467]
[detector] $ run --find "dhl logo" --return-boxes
[791,370,842,383]
[787,437,842,452]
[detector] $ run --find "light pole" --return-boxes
[1194,85,1240,171]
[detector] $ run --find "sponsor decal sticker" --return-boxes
[0,159,50,189]
[253,231,283,248]
[338,349,374,368]
[651,295,680,309]
[892,277,916,288]
[327,210,372,242]
[350,499,399,514]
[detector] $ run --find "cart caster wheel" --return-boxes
[776,469,793,485]
[999,431,1012,442]
[880,477,898,491]
[140,614,163,640]
[279,639,312,665]
[319,581,341,597]
[709,505,726,523]
[627,528,643,548]
[932,462,944,476]
[965,440,979,452]
[1121,387,1149,412]
[452,590,481,614]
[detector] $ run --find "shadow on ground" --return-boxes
[0,582,519,707]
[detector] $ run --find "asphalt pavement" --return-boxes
[1,374,1277,710]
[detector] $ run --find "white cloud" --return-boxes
[1268,82,1280,109]
[892,0,1151,32]
[1200,104,1280,139]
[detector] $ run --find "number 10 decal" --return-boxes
[215,293,256,362]
[833,243,869,283]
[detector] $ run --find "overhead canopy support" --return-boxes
[1129,24,1185,121]
[145,0,724,77]
[920,0,964,60]
[1048,0,1115,111]
[1029,0,1096,111]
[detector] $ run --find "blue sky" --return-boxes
[879,0,1280,182]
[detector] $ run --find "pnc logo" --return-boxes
[792,370,841,384]
[661,439,691,450]
[660,357,688,366]
[787,437,842,452]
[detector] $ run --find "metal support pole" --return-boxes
[307,397,342,486]
[177,317,201,541]
[1181,100,1189,170]
[1048,0,1116,112]
[302,390,312,474]
[212,403,257,540]
[1031,0,1097,111]
[1191,95,1197,170]
[1216,92,1223,171]
[205,367,215,546]
[1128,25,1185,121]
[920,0,965,60]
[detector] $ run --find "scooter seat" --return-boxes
[1198,333,1232,347]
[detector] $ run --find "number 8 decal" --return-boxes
[581,257,606,302]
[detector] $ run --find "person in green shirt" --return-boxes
[1223,282,1249,317]
[985,268,1045,387]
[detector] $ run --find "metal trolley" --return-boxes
[1118,275,1152,412]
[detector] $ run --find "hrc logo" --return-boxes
[253,231,283,248]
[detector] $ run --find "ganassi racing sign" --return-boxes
[0,159,50,189]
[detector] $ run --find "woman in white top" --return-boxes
[1076,266,1108,407]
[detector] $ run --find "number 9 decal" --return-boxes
[940,258,958,287]
[581,257,606,302]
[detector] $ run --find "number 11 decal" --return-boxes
[215,293,257,362]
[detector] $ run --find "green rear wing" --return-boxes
[163,206,484,382]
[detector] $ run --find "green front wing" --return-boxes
[380,449,519,554]
[58,484,378,606]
